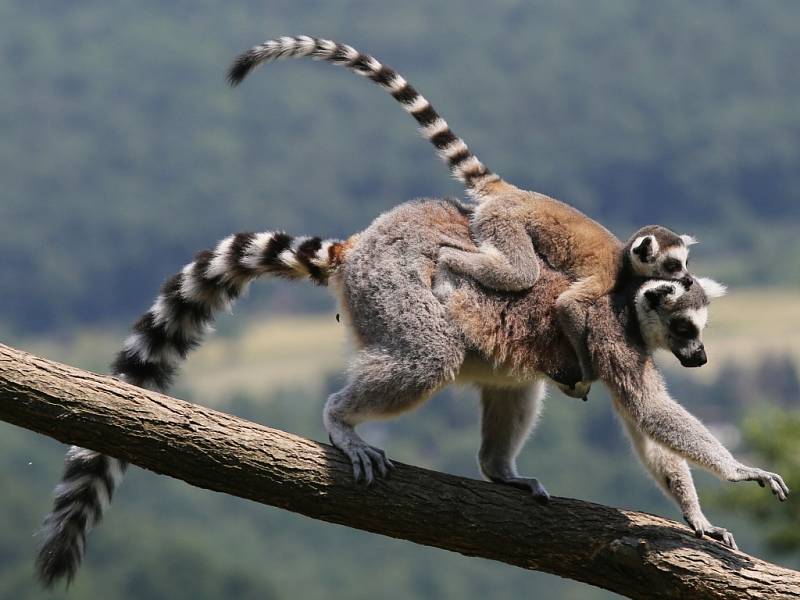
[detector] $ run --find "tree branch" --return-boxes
[0,342,797,599]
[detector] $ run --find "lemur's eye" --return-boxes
[669,319,697,338]
[663,258,682,274]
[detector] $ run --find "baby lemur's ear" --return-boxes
[632,235,658,263]
[644,283,676,309]
[680,234,699,246]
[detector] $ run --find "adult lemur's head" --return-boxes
[634,276,727,367]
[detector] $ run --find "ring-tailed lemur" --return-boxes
[37,198,787,586]
[228,35,700,399]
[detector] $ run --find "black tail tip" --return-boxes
[227,53,256,87]
[35,545,77,590]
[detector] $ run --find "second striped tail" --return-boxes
[228,35,505,198]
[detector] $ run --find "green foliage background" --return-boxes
[1,0,799,334]
[0,1,798,598]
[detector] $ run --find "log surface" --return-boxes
[0,342,797,599]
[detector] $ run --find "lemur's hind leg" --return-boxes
[478,381,549,504]
[438,220,540,292]
[554,274,606,399]
[324,344,464,485]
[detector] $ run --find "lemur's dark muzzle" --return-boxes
[680,346,707,368]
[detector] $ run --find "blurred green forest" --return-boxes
[1,1,799,598]
[1,0,799,335]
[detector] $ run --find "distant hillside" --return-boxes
[1,0,799,334]
[19,288,800,407]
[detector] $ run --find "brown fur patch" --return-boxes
[436,198,652,392]
[329,235,359,268]
[448,262,652,396]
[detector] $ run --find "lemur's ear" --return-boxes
[680,234,699,246]
[632,235,658,263]
[697,277,727,299]
[644,284,675,309]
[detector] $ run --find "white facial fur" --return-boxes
[655,244,690,278]
[663,244,689,265]
[681,306,709,332]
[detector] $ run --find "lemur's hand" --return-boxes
[554,380,591,401]
[438,246,471,268]
[683,514,737,550]
[731,466,790,501]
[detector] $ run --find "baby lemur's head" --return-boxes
[634,275,727,367]
[624,225,697,285]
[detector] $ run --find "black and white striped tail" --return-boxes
[36,449,125,587]
[36,229,341,587]
[228,35,502,196]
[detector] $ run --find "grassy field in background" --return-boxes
[12,288,799,404]
[685,289,800,380]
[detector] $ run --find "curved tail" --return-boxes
[228,35,504,198]
[36,229,344,587]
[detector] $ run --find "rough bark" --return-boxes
[0,342,797,599]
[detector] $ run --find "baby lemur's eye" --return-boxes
[662,258,682,274]
[669,318,697,338]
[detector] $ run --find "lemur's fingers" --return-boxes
[355,449,375,485]
[330,433,393,485]
[368,445,395,475]
[705,526,738,551]
[770,473,789,501]
[354,446,396,485]
[776,474,790,497]
[759,470,788,501]
[350,452,364,483]
[736,467,790,501]
[364,447,389,480]
[554,381,590,400]
[684,515,738,551]
[490,476,550,505]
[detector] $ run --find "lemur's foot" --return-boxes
[684,515,738,550]
[731,466,790,501]
[556,380,591,401]
[329,435,394,485]
[490,476,550,504]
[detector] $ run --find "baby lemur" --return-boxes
[37,198,787,587]
[227,35,698,397]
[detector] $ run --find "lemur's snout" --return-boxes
[681,276,693,288]
[681,346,707,367]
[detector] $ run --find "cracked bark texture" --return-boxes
[0,342,797,599]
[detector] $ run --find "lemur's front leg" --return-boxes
[614,368,790,502]
[617,406,737,549]
[478,383,550,504]
[438,219,540,292]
